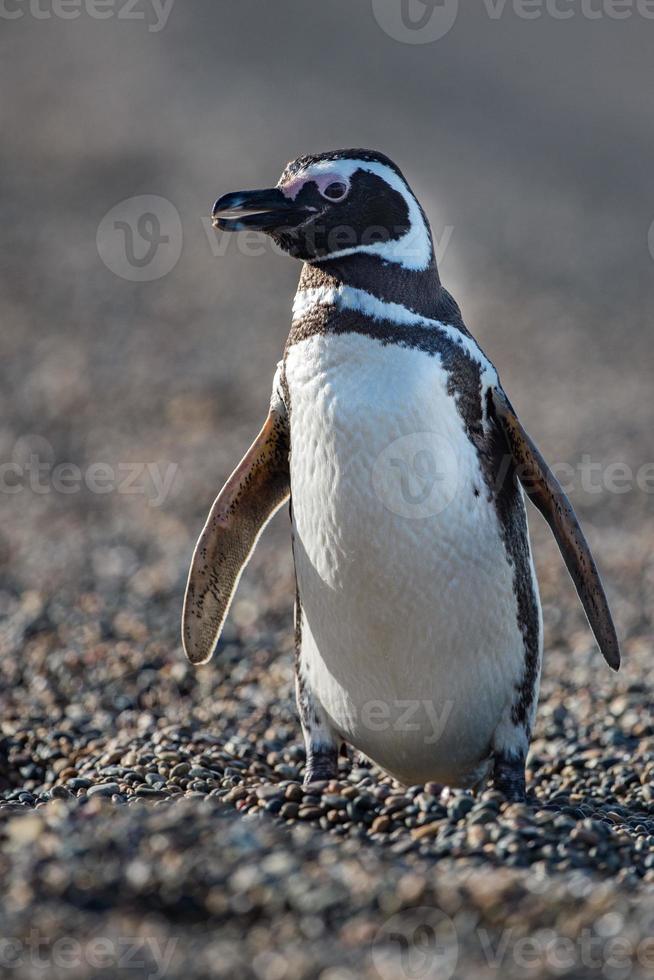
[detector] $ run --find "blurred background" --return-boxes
[0,5,653,975]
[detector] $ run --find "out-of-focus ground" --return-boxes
[1,4,653,978]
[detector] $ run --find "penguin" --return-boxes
[182,149,620,801]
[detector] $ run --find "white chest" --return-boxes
[284,331,536,784]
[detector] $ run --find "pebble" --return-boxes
[170,763,191,778]
[66,778,92,791]
[298,806,323,821]
[134,787,168,799]
[86,783,120,798]
[1,459,652,974]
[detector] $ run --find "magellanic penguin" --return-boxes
[183,149,620,801]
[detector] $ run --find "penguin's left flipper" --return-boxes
[182,404,290,666]
[490,386,621,671]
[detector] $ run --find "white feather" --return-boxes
[285,330,540,786]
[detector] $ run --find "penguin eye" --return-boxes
[320,180,348,202]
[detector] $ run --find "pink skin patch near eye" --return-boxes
[279,172,350,201]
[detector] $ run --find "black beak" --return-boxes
[211,187,315,232]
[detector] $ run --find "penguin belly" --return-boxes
[286,331,536,787]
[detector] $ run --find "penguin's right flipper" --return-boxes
[182,402,290,665]
[490,386,621,671]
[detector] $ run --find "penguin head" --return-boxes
[212,149,434,271]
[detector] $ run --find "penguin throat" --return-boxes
[297,253,441,322]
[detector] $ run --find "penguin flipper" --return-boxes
[490,386,620,671]
[182,405,290,665]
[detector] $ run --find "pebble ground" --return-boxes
[1,501,654,977]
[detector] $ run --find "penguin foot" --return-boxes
[303,744,339,786]
[491,752,527,802]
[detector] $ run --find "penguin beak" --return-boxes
[212,188,315,232]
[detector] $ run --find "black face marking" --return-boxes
[269,148,436,264]
[271,171,412,262]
